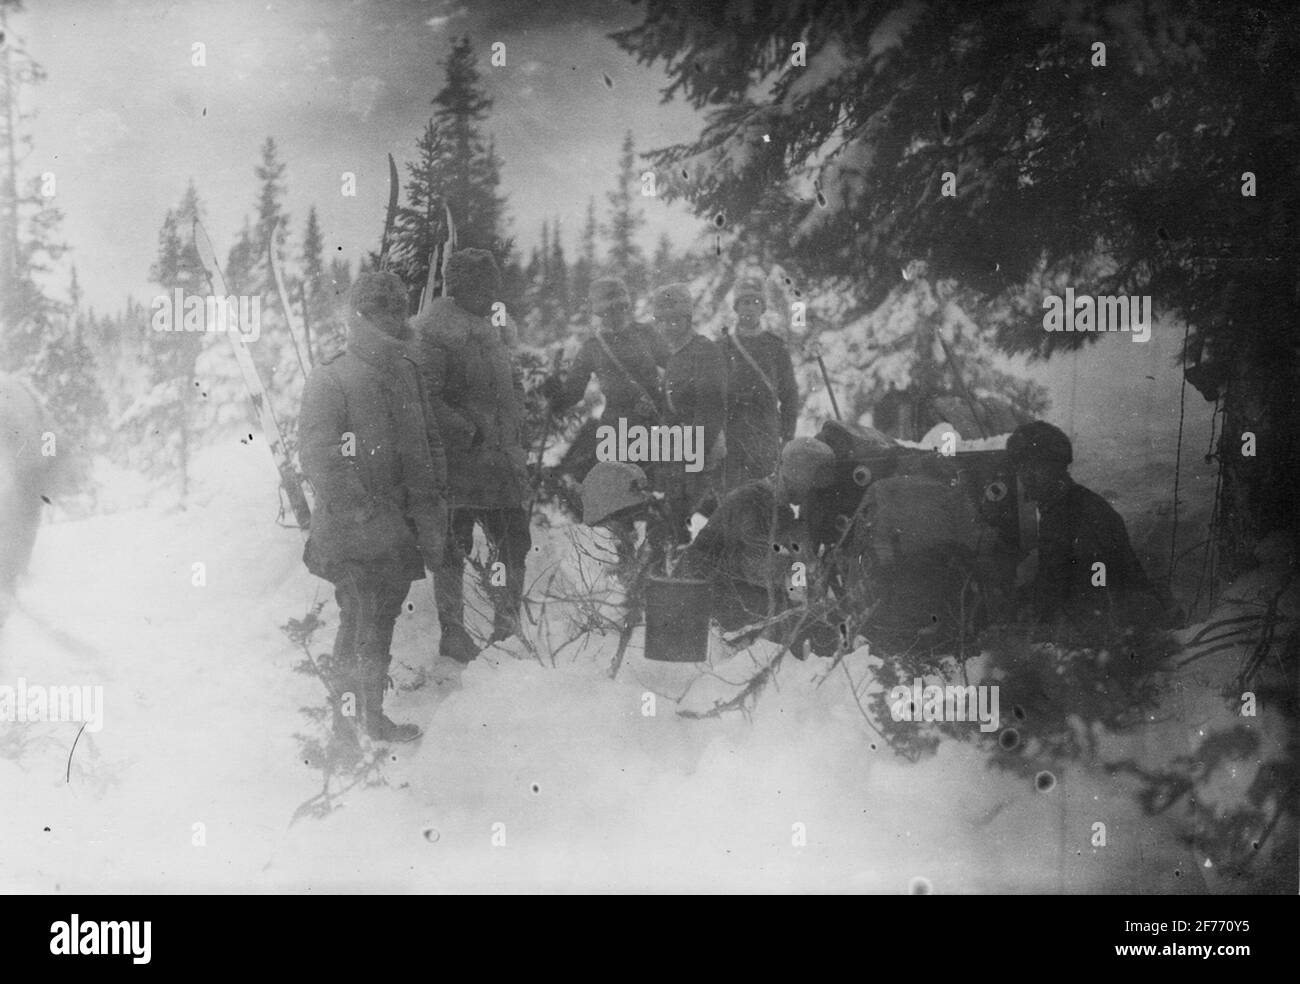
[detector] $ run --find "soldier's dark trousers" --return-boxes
[328,569,419,740]
[438,506,532,640]
[332,571,409,667]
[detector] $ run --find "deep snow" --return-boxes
[1,427,1289,894]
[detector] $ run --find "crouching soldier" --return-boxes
[410,249,532,661]
[299,272,445,743]
[1007,421,1177,633]
[580,461,677,675]
[679,438,836,645]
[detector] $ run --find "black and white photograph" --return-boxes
[0,0,1296,901]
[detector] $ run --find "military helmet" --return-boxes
[581,461,652,526]
[778,437,837,490]
[652,282,693,320]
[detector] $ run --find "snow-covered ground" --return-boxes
[0,435,1290,893]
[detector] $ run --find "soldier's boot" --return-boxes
[490,564,526,643]
[435,565,480,664]
[322,653,364,742]
[357,654,421,743]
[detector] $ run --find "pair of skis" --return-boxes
[192,216,313,529]
[379,151,455,316]
[192,154,456,531]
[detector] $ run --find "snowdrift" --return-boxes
[0,438,1290,893]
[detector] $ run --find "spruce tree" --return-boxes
[547,218,570,323]
[301,206,324,297]
[391,118,452,309]
[432,37,506,258]
[571,197,598,319]
[299,205,336,362]
[0,1,62,370]
[604,131,646,297]
[128,181,209,502]
[616,0,1300,581]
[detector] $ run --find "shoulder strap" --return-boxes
[729,331,780,402]
[594,331,664,423]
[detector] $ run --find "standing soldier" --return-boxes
[299,272,446,743]
[654,282,727,543]
[410,249,531,662]
[540,277,668,502]
[721,276,800,491]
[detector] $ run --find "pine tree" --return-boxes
[254,136,289,288]
[527,218,570,342]
[127,180,209,502]
[67,265,81,339]
[650,232,681,287]
[571,197,598,319]
[617,0,1300,581]
[222,136,301,430]
[223,216,257,299]
[225,138,289,299]
[604,131,646,297]
[391,118,453,309]
[386,41,518,315]
[300,205,337,359]
[548,217,570,322]
[0,0,30,348]
[522,231,544,343]
[0,3,106,476]
[0,1,61,370]
[301,206,324,295]
[539,218,551,287]
[432,37,506,258]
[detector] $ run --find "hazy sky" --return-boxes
[16,0,704,310]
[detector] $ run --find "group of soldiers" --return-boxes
[541,274,800,539]
[300,250,529,742]
[298,249,1173,743]
[297,255,802,742]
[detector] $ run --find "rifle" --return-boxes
[935,330,990,439]
[811,343,842,421]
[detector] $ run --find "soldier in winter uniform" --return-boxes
[654,282,727,542]
[410,249,531,662]
[299,272,446,743]
[721,276,799,491]
[1007,421,1174,630]
[680,437,836,636]
[540,277,668,502]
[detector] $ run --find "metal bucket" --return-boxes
[644,576,712,662]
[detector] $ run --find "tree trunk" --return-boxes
[1216,310,1300,579]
